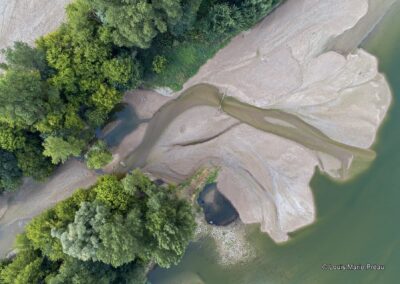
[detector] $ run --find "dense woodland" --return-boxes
[0,0,279,193]
[0,170,195,283]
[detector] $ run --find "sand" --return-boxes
[0,0,70,61]
[0,160,97,256]
[141,0,393,242]
[0,0,394,256]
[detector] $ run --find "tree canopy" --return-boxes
[85,140,113,169]
[92,0,183,48]
[0,170,195,283]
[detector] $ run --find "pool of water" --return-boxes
[197,183,238,226]
[148,2,400,283]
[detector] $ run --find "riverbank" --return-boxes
[131,0,393,242]
[0,0,394,257]
[150,4,400,281]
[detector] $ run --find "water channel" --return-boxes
[148,2,400,283]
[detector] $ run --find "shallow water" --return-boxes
[97,103,143,147]
[197,183,238,226]
[120,84,371,180]
[148,2,400,283]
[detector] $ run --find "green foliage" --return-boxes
[16,137,54,180]
[0,69,53,127]
[52,202,107,263]
[0,150,22,192]
[205,167,219,185]
[85,140,113,169]
[91,84,122,112]
[152,55,168,74]
[122,169,155,196]
[3,170,195,281]
[0,234,57,284]
[142,0,280,90]
[240,0,277,25]
[92,0,183,48]
[48,258,147,284]
[169,0,203,37]
[0,251,44,284]
[54,202,144,267]
[43,136,85,164]
[205,4,239,36]
[1,41,50,77]
[146,193,196,268]
[102,56,141,88]
[25,188,94,261]
[0,124,25,151]
[142,39,226,90]
[94,175,132,212]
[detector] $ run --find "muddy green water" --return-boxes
[148,3,400,284]
[121,83,372,180]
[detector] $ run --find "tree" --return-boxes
[48,258,117,284]
[145,190,196,267]
[52,202,106,263]
[1,41,50,77]
[53,202,143,267]
[0,251,44,284]
[94,175,132,212]
[4,170,195,282]
[25,189,93,261]
[0,150,22,192]
[85,140,113,170]
[16,138,54,180]
[47,258,147,284]
[239,0,276,24]
[205,4,239,36]
[0,234,53,284]
[102,56,141,89]
[92,0,183,48]
[90,84,122,112]
[0,124,25,151]
[169,0,203,37]
[0,69,53,127]
[43,136,85,164]
[152,55,168,74]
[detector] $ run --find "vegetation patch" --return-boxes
[0,0,281,193]
[0,170,195,283]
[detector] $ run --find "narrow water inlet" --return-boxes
[119,83,374,180]
[96,102,145,147]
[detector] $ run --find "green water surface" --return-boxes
[149,2,400,283]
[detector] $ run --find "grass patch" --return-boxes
[143,38,229,91]
[142,0,283,91]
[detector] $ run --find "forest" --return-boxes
[0,170,195,283]
[0,0,280,193]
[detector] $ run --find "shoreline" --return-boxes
[137,0,392,242]
[0,0,394,256]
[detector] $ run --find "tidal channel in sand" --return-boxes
[120,84,373,181]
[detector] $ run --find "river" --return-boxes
[148,1,400,283]
[120,83,373,181]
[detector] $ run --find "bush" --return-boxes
[85,140,112,170]
[152,55,168,74]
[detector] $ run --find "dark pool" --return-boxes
[197,183,238,226]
